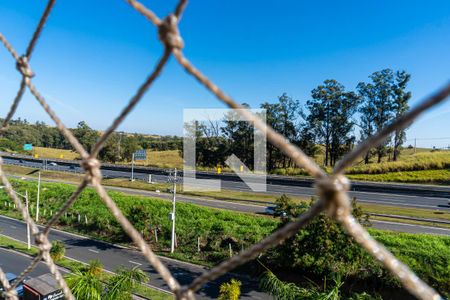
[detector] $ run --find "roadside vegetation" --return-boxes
[49,240,66,261]
[138,150,183,169]
[66,261,148,300]
[0,180,448,298]
[3,163,450,228]
[347,168,450,185]
[346,150,450,174]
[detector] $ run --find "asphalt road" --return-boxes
[0,216,270,300]
[0,248,148,300]
[369,220,450,235]
[0,247,54,279]
[3,156,450,212]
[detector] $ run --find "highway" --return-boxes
[3,154,450,235]
[0,247,55,279]
[2,155,450,212]
[4,173,450,236]
[0,216,270,299]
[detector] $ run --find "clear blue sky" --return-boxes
[1,0,450,148]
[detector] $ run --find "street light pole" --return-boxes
[170,168,177,253]
[118,131,123,161]
[25,190,30,250]
[131,153,135,181]
[36,171,41,222]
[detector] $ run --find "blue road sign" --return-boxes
[134,149,147,160]
[23,144,33,151]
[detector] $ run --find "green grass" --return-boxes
[0,235,173,300]
[0,234,39,256]
[369,229,450,294]
[0,179,277,265]
[182,189,309,204]
[347,169,450,185]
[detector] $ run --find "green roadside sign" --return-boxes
[23,144,33,151]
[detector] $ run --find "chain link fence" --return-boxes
[0,1,449,299]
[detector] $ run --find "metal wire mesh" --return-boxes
[0,1,449,299]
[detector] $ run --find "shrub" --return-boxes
[218,279,241,300]
[50,240,65,261]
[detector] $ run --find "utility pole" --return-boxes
[169,168,178,253]
[414,138,417,154]
[131,153,135,181]
[26,190,30,250]
[117,131,123,161]
[36,171,41,222]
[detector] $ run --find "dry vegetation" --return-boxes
[33,146,80,160]
[134,150,184,169]
[346,150,450,174]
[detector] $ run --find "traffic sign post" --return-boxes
[131,153,135,181]
[134,149,147,161]
[131,150,147,181]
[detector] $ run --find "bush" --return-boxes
[50,240,65,261]
[218,279,241,300]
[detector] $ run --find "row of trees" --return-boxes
[0,68,410,168]
[0,119,182,162]
[190,68,411,170]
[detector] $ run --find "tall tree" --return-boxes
[260,102,281,172]
[392,71,411,161]
[357,69,411,163]
[261,94,301,171]
[73,121,98,152]
[222,104,255,169]
[277,94,301,168]
[122,135,140,161]
[306,80,359,166]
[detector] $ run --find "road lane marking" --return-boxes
[88,249,99,254]
[10,225,17,229]
[129,260,142,266]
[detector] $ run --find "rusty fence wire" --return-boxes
[0,1,449,299]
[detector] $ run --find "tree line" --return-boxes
[0,119,182,162]
[0,68,411,169]
[189,68,411,171]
